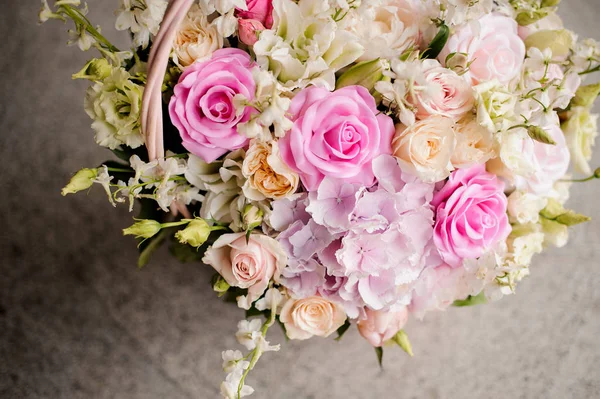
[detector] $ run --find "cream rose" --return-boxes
[562,107,599,175]
[202,233,287,309]
[392,116,456,183]
[279,296,347,340]
[451,115,495,168]
[242,140,299,200]
[357,308,408,347]
[172,4,223,69]
[414,60,474,121]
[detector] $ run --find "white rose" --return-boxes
[279,296,347,340]
[562,107,599,175]
[392,115,456,183]
[474,80,517,133]
[451,115,495,168]
[507,191,547,225]
[172,4,223,68]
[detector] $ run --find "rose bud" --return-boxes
[238,19,265,46]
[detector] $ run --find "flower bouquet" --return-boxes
[41,0,600,397]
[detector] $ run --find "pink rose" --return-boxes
[514,124,570,195]
[357,308,408,347]
[202,233,287,309]
[238,18,265,46]
[414,60,474,120]
[440,14,525,85]
[169,48,255,163]
[279,86,395,191]
[236,0,273,29]
[431,165,511,267]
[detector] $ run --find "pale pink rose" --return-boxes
[279,296,347,340]
[514,124,570,195]
[357,307,408,347]
[236,0,273,28]
[440,14,525,85]
[202,233,287,309]
[414,60,474,120]
[432,165,511,267]
[238,18,265,46]
[169,48,255,163]
[279,86,395,191]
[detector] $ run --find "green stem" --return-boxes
[561,175,597,183]
[60,6,120,52]
[106,167,134,173]
[579,65,600,76]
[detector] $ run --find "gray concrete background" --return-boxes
[1,1,599,398]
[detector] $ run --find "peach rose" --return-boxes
[279,296,347,340]
[451,115,495,168]
[242,140,299,200]
[392,116,456,183]
[202,233,287,309]
[414,60,474,121]
[357,307,408,347]
[172,4,223,68]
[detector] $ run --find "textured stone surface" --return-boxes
[1,1,600,398]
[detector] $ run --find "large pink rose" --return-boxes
[431,165,511,267]
[279,86,395,191]
[236,0,273,29]
[440,14,525,85]
[169,48,255,163]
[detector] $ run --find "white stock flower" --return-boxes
[84,67,144,150]
[235,319,263,350]
[221,350,248,373]
[507,191,547,225]
[115,0,168,49]
[253,0,364,90]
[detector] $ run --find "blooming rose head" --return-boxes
[431,165,511,267]
[392,116,456,183]
[279,86,395,191]
[172,4,223,68]
[414,60,474,121]
[242,140,299,200]
[279,296,347,340]
[563,107,598,175]
[202,232,287,309]
[169,48,256,163]
[238,18,265,46]
[357,307,408,347]
[440,14,525,85]
[451,115,495,168]
[236,0,273,29]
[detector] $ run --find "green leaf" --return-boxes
[245,306,264,319]
[137,229,169,268]
[453,291,487,307]
[111,145,149,163]
[391,330,414,357]
[169,240,205,263]
[375,346,384,368]
[422,24,449,59]
[335,319,351,342]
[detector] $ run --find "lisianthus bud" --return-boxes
[72,59,112,81]
[175,218,211,248]
[123,219,162,239]
[212,274,231,296]
[571,83,600,108]
[527,125,556,145]
[61,168,98,196]
[524,29,573,58]
[336,59,389,94]
[242,204,264,231]
[445,52,469,74]
[541,0,561,7]
[238,19,265,46]
[595,167,600,179]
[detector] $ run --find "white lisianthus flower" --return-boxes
[84,67,144,150]
[253,0,364,90]
[507,224,545,267]
[507,191,548,225]
[473,80,517,133]
[115,0,168,49]
[562,107,599,175]
[172,4,223,68]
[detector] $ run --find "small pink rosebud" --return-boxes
[238,19,265,46]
